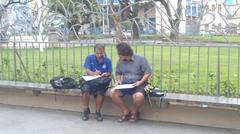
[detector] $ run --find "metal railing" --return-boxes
[0,41,239,98]
[1,0,240,98]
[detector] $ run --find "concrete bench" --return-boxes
[0,80,85,103]
[0,80,240,130]
[0,80,165,107]
[0,80,164,106]
[162,93,240,109]
[0,80,82,95]
[0,80,239,108]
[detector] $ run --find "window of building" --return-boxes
[218,23,222,27]
[212,4,216,12]
[218,4,222,12]
[226,23,237,34]
[212,24,216,29]
[185,5,198,17]
[205,24,209,31]
[205,5,209,12]
[218,23,222,30]
[226,0,236,5]
[148,17,156,34]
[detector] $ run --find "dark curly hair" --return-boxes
[116,42,133,57]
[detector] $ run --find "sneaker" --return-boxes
[82,108,90,121]
[95,112,103,122]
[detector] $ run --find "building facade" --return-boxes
[155,0,240,35]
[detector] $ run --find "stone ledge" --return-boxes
[163,93,240,108]
[0,88,239,130]
[0,80,239,108]
[0,80,240,130]
[0,80,81,93]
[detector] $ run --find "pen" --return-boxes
[94,68,101,75]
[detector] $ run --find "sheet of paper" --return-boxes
[82,75,101,81]
[113,84,135,90]
[156,92,165,95]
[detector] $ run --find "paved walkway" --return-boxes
[0,104,239,134]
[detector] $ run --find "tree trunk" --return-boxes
[111,15,123,43]
[67,22,80,40]
[132,0,140,39]
[132,20,139,39]
[173,0,182,41]
[109,3,123,43]
[157,0,182,41]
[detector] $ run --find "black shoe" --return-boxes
[95,112,103,122]
[82,108,90,121]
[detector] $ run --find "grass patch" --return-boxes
[0,43,239,97]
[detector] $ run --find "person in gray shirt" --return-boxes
[110,42,151,122]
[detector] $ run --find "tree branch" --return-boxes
[3,0,34,8]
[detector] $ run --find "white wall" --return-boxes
[155,0,240,35]
[201,0,240,34]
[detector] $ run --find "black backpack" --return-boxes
[50,76,77,89]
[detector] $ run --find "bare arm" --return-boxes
[134,73,151,87]
[115,74,122,85]
[101,72,112,77]
[86,68,101,76]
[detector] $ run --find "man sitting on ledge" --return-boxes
[110,42,151,122]
[81,44,112,121]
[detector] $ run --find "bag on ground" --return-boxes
[50,76,77,89]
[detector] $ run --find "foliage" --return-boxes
[1,57,9,69]
[220,80,236,97]
[48,0,100,39]
[121,21,131,31]
[208,72,216,96]
[0,44,239,97]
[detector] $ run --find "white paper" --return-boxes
[82,75,101,81]
[156,92,165,95]
[113,84,135,90]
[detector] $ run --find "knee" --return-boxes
[133,93,144,101]
[82,91,90,97]
[109,89,120,99]
[109,89,115,98]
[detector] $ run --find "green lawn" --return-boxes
[0,43,239,97]
[142,34,240,43]
[181,35,240,43]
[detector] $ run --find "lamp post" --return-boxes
[103,7,105,34]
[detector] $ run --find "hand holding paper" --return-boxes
[82,75,101,81]
[112,84,135,90]
[101,72,109,77]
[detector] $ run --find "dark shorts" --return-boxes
[117,86,145,96]
[81,77,111,96]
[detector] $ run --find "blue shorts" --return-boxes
[117,82,146,96]
[81,77,111,96]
